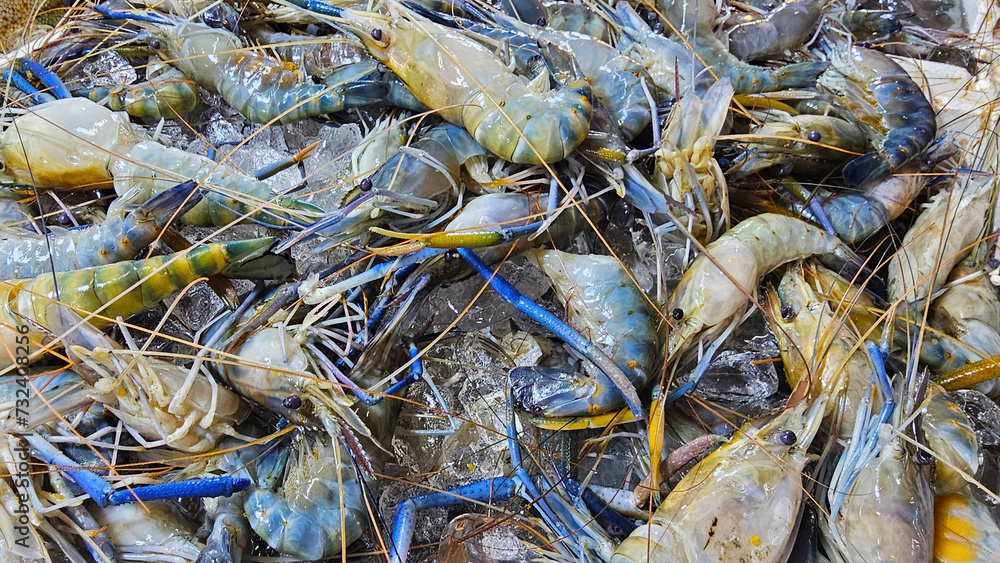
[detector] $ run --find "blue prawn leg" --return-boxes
[456,247,643,417]
[23,434,249,507]
[388,476,517,562]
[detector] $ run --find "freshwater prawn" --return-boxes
[613,394,827,562]
[288,0,594,164]
[666,213,852,358]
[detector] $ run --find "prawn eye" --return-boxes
[536,17,546,26]
[282,395,303,410]
[359,178,373,192]
[806,130,822,142]
[445,250,457,261]
[777,430,797,446]
[653,21,665,34]
[781,306,796,320]
[149,38,161,50]
[915,448,934,465]
[989,257,1000,270]
[671,308,684,321]
[371,28,383,41]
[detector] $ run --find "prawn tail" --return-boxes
[725,60,829,94]
[821,192,889,245]
[843,152,889,188]
[132,179,203,228]
[511,366,624,417]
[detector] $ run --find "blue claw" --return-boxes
[457,248,642,417]
[14,58,70,99]
[388,477,516,563]
[24,434,250,507]
[2,69,54,104]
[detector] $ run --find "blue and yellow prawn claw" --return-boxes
[367,221,543,256]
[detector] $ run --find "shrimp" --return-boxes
[322,0,594,164]
[612,396,827,562]
[0,180,200,279]
[281,121,491,251]
[76,60,200,120]
[613,2,829,97]
[766,262,876,439]
[725,0,827,62]
[821,44,938,187]
[666,213,850,357]
[243,430,367,559]
[511,249,660,417]
[120,11,396,125]
[111,141,323,228]
[823,347,934,563]
[0,98,321,227]
[48,308,251,454]
[887,172,992,306]
[0,237,274,373]
[934,484,1000,562]
[91,501,205,563]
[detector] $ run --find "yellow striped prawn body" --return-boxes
[935,485,1000,563]
[346,1,592,164]
[0,238,273,371]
